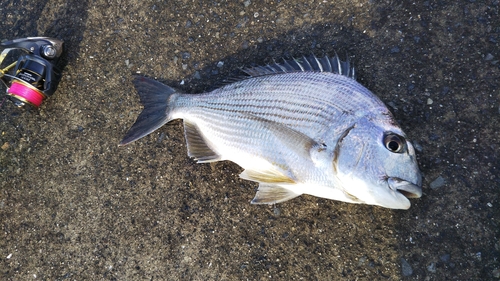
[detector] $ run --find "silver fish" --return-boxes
[120,55,422,209]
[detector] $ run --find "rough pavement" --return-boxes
[1,0,499,280]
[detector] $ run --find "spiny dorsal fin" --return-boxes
[241,54,356,79]
[251,183,301,204]
[183,121,221,163]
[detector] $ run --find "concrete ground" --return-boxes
[1,0,499,280]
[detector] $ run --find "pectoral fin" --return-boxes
[243,113,321,161]
[251,183,301,204]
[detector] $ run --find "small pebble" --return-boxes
[401,258,413,276]
[427,98,433,105]
[216,61,224,68]
[430,176,446,189]
[474,252,481,261]
[492,268,500,278]
[429,133,440,141]
[427,262,436,273]
[157,132,166,143]
[485,53,494,61]
[440,253,451,263]
[387,101,398,110]
[1,142,9,150]
[193,71,201,79]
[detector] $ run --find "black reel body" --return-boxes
[0,37,63,108]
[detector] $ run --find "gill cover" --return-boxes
[333,122,422,209]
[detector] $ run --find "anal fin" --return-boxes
[183,121,220,163]
[251,183,301,204]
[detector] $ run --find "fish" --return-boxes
[120,55,422,209]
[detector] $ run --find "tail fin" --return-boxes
[119,76,178,146]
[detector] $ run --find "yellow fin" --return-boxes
[240,168,295,184]
[251,183,301,204]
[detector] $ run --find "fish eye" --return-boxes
[383,133,406,153]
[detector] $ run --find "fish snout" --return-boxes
[387,177,422,199]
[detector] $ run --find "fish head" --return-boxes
[333,118,422,209]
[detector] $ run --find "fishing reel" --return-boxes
[0,37,63,108]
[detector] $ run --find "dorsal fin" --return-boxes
[241,54,356,80]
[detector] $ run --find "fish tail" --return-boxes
[119,75,178,146]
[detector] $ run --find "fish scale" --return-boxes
[120,55,422,209]
[176,73,374,139]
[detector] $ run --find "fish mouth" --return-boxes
[387,177,422,199]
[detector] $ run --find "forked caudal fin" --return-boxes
[119,76,178,146]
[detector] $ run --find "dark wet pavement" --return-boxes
[1,0,499,280]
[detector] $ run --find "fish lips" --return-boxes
[387,177,422,199]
